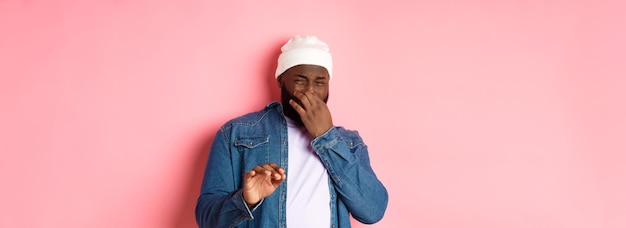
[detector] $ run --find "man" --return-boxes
[196,35,388,228]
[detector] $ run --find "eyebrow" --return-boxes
[295,74,327,80]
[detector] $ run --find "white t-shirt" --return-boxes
[285,117,331,227]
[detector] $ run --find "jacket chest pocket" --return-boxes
[234,135,270,171]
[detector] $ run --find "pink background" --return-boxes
[1,0,625,227]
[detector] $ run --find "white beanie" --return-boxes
[275,35,333,79]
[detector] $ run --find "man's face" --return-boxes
[278,64,330,124]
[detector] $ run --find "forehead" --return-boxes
[283,65,329,79]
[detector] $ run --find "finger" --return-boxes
[276,171,287,183]
[244,170,255,180]
[260,163,278,171]
[266,163,284,172]
[244,170,261,189]
[293,91,314,110]
[260,163,283,179]
[304,90,321,106]
[267,163,286,179]
[265,162,286,182]
[289,99,306,116]
[252,166,272,178]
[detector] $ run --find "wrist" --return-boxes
[246,201,259,208]
[243,195,261,208]
[314,125,333,138]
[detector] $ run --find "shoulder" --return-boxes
[220,101,283,130]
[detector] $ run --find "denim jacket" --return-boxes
[196,102,388,228]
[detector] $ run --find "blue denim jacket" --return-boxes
[196,102,388,228]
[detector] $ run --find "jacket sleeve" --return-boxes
[195,127,259,228]
[311,127,389,224]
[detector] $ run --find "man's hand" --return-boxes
[289,91,334,137]
[243,163,286,208]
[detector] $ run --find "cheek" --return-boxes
[315,87,329,97]
[286,86,307,97]
[293,85,307,92]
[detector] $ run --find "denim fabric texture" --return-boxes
[196,102,388,228]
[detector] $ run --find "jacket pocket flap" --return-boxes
[234,136,269,148]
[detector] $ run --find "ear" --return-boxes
[276,76,283,88]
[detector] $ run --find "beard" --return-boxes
[280,86,329,126]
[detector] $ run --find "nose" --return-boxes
[305,84,315,93]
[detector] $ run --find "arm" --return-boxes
[195,128,286,228]
[312,127,388,224]
[289,90,388,224]
[195,128,254,228]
